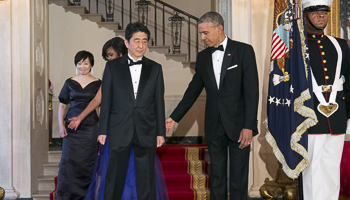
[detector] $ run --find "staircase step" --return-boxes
[161,160,208,174]
[43,162,60,176]
[157,146,206,161]
[164,173,209,190]
[32,190,53,200]
[149,46,170,54]
[48,151,62,163]
[38,176,56,191]
[114,30,125,37]
[168,190,200,200]
[164,53,187,62]
[182,62,196,69]
[48,0,70,7]
[63,6,87,15]
[97,22,120,31]
[81,14,103,23]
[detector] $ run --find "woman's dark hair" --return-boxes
[74,50,94,67]
[125,22,150,42]
[102,37,128,61]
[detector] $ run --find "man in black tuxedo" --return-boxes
[98,22,165,200]
[166,12,259,200]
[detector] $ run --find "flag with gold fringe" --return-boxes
[265,0,318,179]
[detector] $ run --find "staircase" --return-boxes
[48,0,197,67]
[32,146,210,200]
[32,150,62,200]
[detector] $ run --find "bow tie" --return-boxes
[128,58,143,66]
[210,45,224,53]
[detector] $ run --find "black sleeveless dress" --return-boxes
[56,78,101,200]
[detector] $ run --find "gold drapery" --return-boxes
[326,0,341,37]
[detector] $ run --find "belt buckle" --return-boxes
[321,85,332,92]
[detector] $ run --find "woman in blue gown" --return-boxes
[68,37,169,200]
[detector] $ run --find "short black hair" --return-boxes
[125,22,150,42]
[198,11,224,30]
[102,37,128,61]
[74,50,94,67]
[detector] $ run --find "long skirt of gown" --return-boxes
[84,130,169,200]
[56,123,99,200]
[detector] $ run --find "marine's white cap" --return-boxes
[303,0,333,9]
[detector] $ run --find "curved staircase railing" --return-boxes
[71,0,201,62]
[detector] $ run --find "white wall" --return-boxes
[49,4,206,139]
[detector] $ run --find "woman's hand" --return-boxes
[98,135,107,145]
[68,116,82,130]
[59,125,68,138]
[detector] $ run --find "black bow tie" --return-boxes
[128,58,143,66]
[210,45,224,53]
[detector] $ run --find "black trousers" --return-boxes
[207,118,250,200]
[104,132,156,200]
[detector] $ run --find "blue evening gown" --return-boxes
[84,131,169,200]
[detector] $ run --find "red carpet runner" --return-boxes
[340,141,350,200]
[157,144,210,200]
[50,144,210,200]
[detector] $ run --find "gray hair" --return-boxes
[198,11,224,29]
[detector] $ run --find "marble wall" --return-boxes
[0,0,49,198]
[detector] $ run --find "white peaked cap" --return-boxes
[303,0,333,8]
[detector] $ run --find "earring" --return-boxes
[76,67,78,75]
[90,68,93,75]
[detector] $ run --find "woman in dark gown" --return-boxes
[56,50,101,200]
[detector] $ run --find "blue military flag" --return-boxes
[266,0,318,179]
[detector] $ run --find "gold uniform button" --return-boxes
[324,68,328,71]
[322,52,325,55]
[312,35,316,38]
[320,45,323,48]
[343,97,345,99]
[325,76,329,79]
[318,40,321,43]
[323,60,327,63]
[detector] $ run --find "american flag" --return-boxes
[266,0,317,179]
[271,31,289,60]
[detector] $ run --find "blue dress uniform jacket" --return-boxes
[307,32,350,134]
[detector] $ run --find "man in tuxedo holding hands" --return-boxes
[166,12,259,200]
[98,22,165,200]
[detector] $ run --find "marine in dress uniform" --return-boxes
[302,1,350,199]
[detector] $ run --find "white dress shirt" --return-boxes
[212,36,228,89]
[128,54,143,99]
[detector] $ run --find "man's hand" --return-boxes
[59,125,68,138]
[68,116,82,130]
[238,128,253,149]
[98,135,107,145]
[157,136,165,147]
[166,117,176,134]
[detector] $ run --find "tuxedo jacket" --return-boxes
[99,55,165,147]
[307,33,350,134]
[170,38,259,142]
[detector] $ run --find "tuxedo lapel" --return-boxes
[135,57,152,104]
[220,39,236,87]
[119,55,136,103]
[205,49,218,91]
